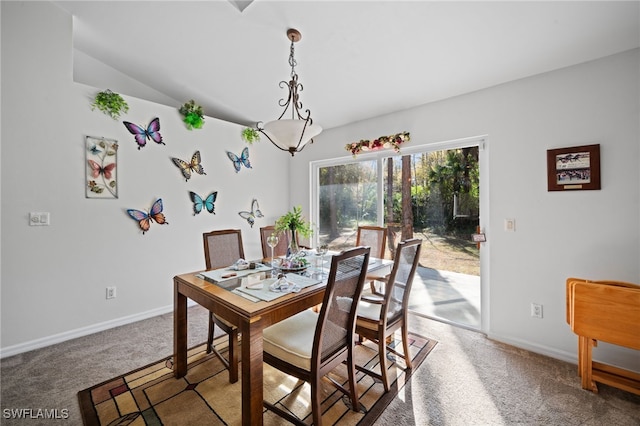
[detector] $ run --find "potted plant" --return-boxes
[241,127,261,144]
[275,205,312,258]
[179,99,205,130]
[91,89,129,120]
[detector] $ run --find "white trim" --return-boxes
[487,332,577,365]
[0,300,197,359]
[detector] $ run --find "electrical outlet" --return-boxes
[504,218,516,232]
[106,286,116,299]
[29,212,50,226]
[531,303,543,319]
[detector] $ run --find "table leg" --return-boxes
[174,283,188,378]
[241,316,264,426]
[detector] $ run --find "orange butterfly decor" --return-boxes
[126,198,169,234]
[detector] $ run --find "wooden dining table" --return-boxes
[173,258,391,425]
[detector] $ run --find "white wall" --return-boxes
[0,1,290,356]
[2,2,639,372]
[291,49,640,371]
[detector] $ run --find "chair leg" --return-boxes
[347,349,360,412]
[401,324,412,370]
[378,333,390,392]
[311,380,323,426]
[206,311,215,354]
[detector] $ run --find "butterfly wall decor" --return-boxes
[172,151,206,181]
[226,147,251,173]
[126,198,169,234]
[123,117,164,150]
[85,136,118,199]
[189,191,217,215]
[88,160,116,180]
[238,198,263,227]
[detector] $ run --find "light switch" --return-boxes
[504,218,515,232]
[29,212,50,226]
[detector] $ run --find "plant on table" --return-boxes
[275,206,313,264]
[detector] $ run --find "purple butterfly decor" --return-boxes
[123,117,164,150]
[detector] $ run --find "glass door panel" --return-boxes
[317,160,378,250]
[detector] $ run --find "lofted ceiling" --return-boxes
[53,1,639,131]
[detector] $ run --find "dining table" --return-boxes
[173,255,392,425]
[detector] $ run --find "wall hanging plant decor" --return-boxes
[179,99,205,130]
[238,198,263,227]
[123,117,164,150]
[91,89,129,120]
[226,147,252,173]
[346,131,411,157]
[126,198,168,234]
[189,191,217,215]
[241,127,261,144]
[172,150,206,181]
[86,136,118,199]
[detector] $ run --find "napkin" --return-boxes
[269,276,301,293]
[229,259,250,271]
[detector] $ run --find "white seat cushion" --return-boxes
[263,309,318,371]
[357,300,382,321]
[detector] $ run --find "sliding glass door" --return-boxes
[312,137,483,330]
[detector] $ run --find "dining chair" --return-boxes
[262,246,371,426]
[355,238,422,392]
[356,225,387,293]
[259,225,289,260]
[202,229,244,383]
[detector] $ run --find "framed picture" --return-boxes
[547,144,600,191]
[86,136,118,199]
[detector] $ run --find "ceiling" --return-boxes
[53,1,639,131]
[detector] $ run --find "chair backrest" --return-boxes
[384,238,422,325]
[259,225,289,259]
[203,229,245,270]
[313,246,370,367]
[356,226,387,259]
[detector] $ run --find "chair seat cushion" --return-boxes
[263,309,318,371]
[357,300,382,322]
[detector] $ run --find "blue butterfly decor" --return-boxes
[123,117,164,150]
[189,191,217,215]
[226,147,251,173]
[238,199,263,227]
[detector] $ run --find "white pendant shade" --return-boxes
[262,119,322,151]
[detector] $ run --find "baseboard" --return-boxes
[0,300,197,359]
[486,331,577,365]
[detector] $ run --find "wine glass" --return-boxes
[266,233,279,276]
[316,244,328,278]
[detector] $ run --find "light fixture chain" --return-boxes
[289,40,297,78]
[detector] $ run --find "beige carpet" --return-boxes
[78,333,436,425]
[2,306,639,425]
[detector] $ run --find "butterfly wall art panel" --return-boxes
[86,136,118,199]
[189,191,217,215]
[172,151,206,181]
[126,198,169,235]
[226,147,252,173]
[238,198,263,227]
[123,117,164,150]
